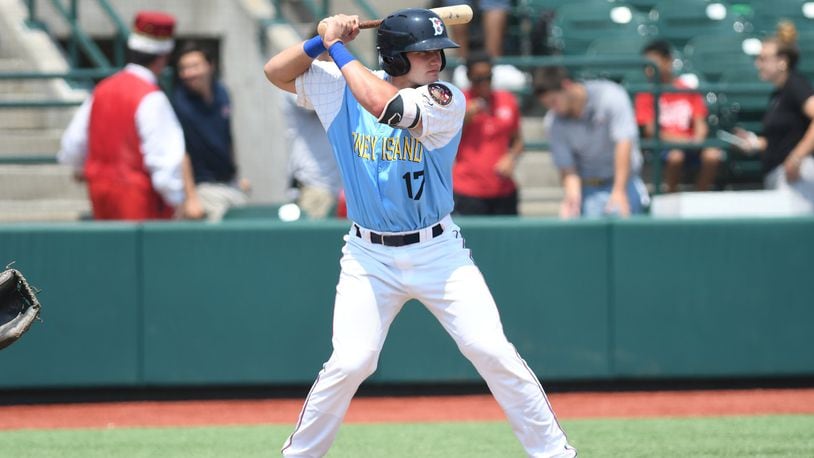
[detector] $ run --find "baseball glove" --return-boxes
[0,268,42,350]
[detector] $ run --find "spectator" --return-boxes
[172,42,249,221]
[440,0,509,59]
[535,68,649,218]
[282,91,341,219]
[735,21,814,206]
[59,11,190,220]
[453,51,522,215]
[634,39,723,193]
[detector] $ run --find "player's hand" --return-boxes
[320,14,360,48]
[494,153,516,179]
[605,190,630,217]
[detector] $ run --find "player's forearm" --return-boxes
[264,42,315,92]
[612,140,632,194]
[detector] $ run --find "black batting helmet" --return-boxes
[376,8,460,77]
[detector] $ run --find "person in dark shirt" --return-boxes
[172,42,249,221]
[736,21,814,206]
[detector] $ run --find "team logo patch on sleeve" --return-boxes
[428,83,453,106]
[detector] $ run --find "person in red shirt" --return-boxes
[635,39,723,193]
[453,51,523,215]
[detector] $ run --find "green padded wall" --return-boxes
[1,216,813,390]
[140,220,346,385]
[0,224,141,388]
[612,217,814,378]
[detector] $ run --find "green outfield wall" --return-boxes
[1,217,812,390]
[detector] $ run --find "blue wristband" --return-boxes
[303,35,326,58]
[328,42,356,69]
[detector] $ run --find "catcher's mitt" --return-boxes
[0,268,42,350]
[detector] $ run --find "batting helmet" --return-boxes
[376,8,459,77]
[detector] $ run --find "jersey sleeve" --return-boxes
[295,60,347,130]
[408,81,465,150]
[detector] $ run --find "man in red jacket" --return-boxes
[59,11,189,220]
[453,51,523,215]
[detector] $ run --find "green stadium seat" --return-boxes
[583,33,652,82]
[625,0,660,14]
[683,32,756,82]
[550,0,653,55]
[731,0,814,35]
[651,0,749,48]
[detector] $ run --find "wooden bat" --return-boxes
[317,5,474,36]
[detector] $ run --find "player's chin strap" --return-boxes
[377,90,421,129]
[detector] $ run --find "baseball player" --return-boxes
[264,8,576,457]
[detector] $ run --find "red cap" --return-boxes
[128,11,176,55]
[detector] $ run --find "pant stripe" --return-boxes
[514,347,577,456]
[281,370,323,454]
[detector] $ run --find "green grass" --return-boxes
[1,415,813,457]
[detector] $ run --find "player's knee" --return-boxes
[330,350,378,383]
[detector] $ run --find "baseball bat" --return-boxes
[317,5,474,36]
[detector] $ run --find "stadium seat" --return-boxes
[625,0,660,14]
[733,0,814,35]
[583,33,652,82]
[683,32,757,82]
[550,0,653,55]
[651,0,750,48]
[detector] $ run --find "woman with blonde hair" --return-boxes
[737,21,814,206]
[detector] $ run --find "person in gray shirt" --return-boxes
[535,68,649,218]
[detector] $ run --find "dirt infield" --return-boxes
[1,388,813,430]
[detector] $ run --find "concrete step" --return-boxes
[518,186,562,217]
[515,151,560,188]
[521,116,546,142]
[0,199,89,222]
[0,106,76,130]
[0,78,51,94]
[0,129,62,157]
[519,199,560,217]
[0,164,87,200]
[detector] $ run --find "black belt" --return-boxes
[354,223,443,247]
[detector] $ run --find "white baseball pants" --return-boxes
[281,216,576,457]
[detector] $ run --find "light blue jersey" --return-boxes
[295,61,465,232]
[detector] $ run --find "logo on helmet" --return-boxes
[429,17,444,36]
